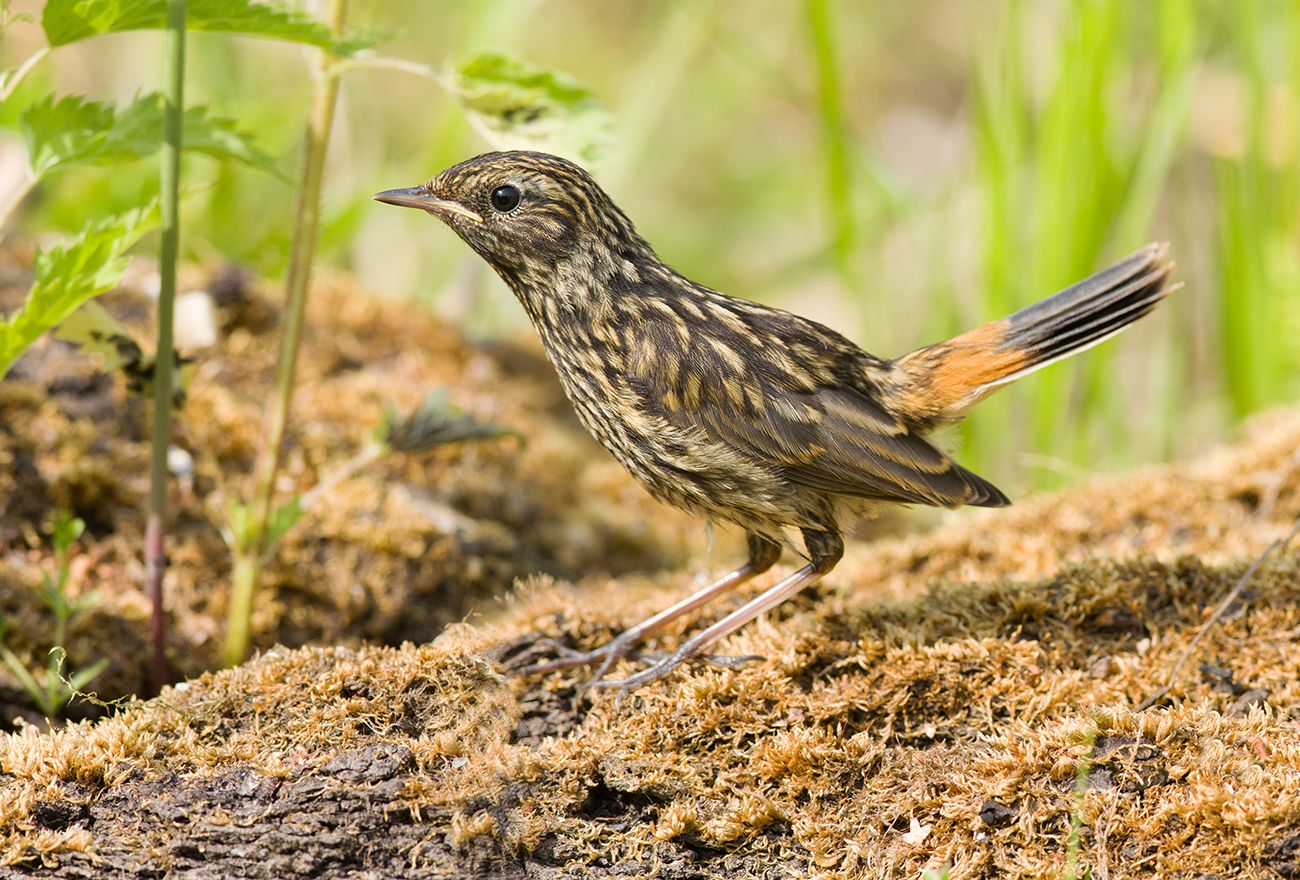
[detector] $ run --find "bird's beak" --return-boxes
[372,187,483,223]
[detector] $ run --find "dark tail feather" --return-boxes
[999,242,1176,379]
[891,243,1177,426]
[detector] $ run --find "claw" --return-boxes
[591,650,767,700]
[511,631,644,688]
[591,649,689,700]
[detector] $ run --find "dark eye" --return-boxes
[490,185,521,213]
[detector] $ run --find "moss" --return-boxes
[1,407,1298,877]
[0,253,696,702]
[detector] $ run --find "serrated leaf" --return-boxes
[42,0,376,53]
[447,52,612,163]
[0,202,159,377]
[22,93,280,180]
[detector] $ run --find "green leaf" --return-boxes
[50,511,85,557]
[1,0,36,37]
[68,657,109,692]
[0,201,159,377]
[42,0,376,53]
[447,52,612,162]
[0,646,46,712]
[264,496,303,551]
[226,500,252,551]
[21,93,280,180]
[40,571,69,618]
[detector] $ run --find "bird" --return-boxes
[374,150,1176,695]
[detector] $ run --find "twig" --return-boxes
[1135,518,1300,711]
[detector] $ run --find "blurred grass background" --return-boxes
[2,0,1298,495]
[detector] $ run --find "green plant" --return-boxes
[965,0,1197,488]
[144,0,185,695]
[0,512,107,719]
[226,0,356,667]
[1215,0,1300,418]
[1064,724,1100,880]
[0,17,298,372]
[1,0,379,692]
[4,0,617,671]
[222,39,612,666]
[803,0,861,299]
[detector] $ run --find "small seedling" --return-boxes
[0,512,108,719]
[1064,725,1099,880]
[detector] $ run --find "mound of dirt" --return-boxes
[0,254,695,717]
[1,406,1297,878]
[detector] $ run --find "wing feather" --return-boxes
[627,307,1010,510]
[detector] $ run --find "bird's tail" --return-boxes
[888,243,1177,428]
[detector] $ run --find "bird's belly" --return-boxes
[548,357,807,530]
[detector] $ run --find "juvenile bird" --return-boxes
[375,151,1175,694]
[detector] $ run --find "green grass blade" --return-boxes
[804,0,859,298]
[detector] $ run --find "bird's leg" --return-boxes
[515,533,782,684]
[596,529,843,697]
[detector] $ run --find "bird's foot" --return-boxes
[590,649,765,701]
[589,647,691,700]
[513,633,764,696]
[511,632,643,688]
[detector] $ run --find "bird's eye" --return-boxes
[490,185,521,213]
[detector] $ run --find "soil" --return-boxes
[0,251,696,722]
[1,251,1299,878]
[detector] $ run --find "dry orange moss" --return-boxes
[0,261,693,707]
[1,409,1298,878]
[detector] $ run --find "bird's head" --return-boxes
[374,151,651,293]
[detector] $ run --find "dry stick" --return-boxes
[1135,518,1300,712]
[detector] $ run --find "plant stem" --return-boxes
[226,0,347,668]
[331,53,446,87]
[0,169,36,234]
[0,45,49,105]
[804,0,859,297]
[144,0,186,695]
[1064,727,1098,880]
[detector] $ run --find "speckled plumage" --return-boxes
[376,151,1176,692]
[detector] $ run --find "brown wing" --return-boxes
[625,302,1009,509]
[697,383,1008,508]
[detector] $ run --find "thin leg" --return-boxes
[595,529,844,696]
[515,533,782,683]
